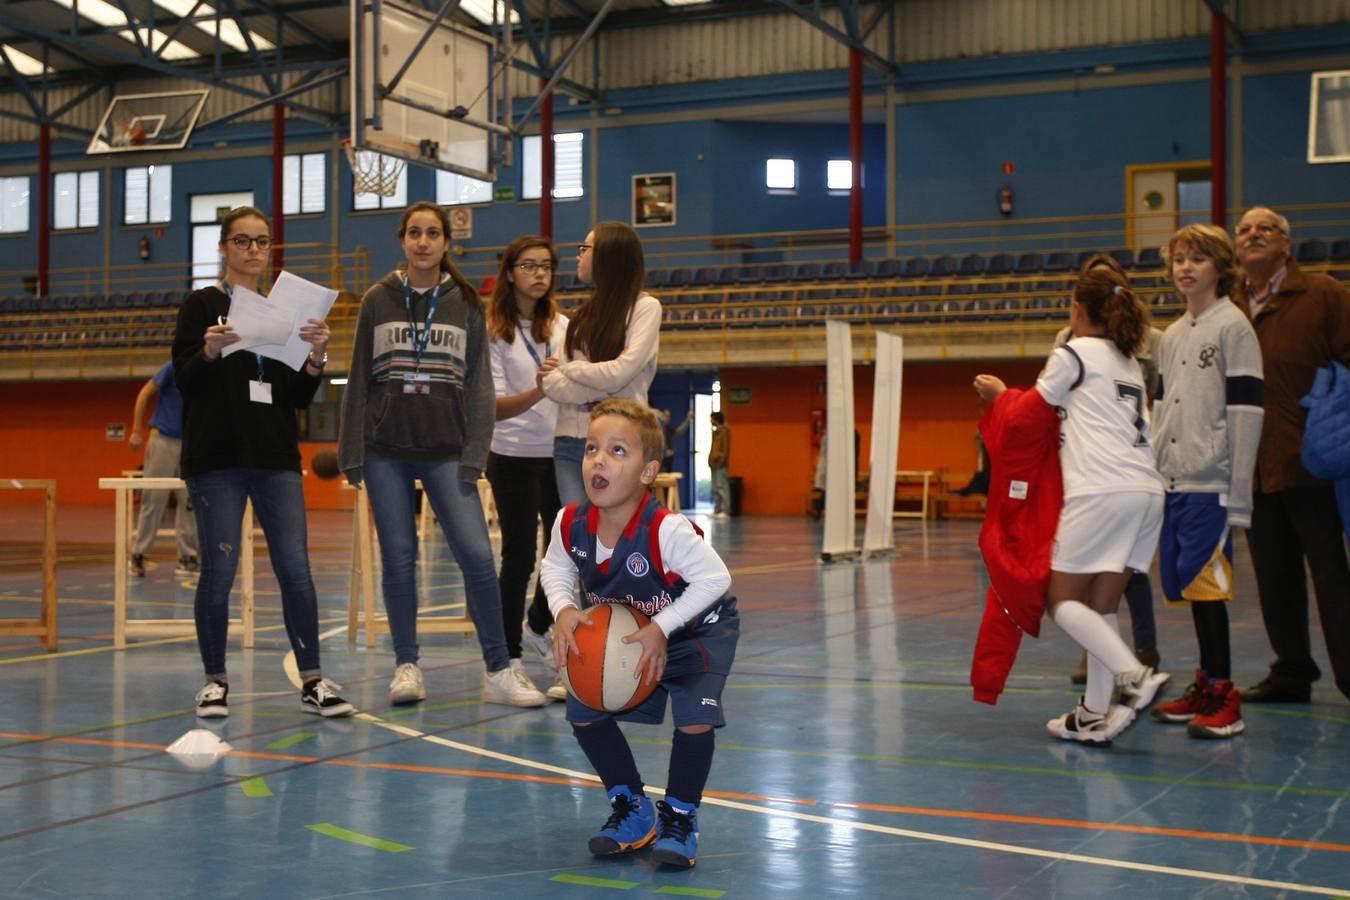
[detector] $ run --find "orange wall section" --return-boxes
[2,360,1045,515]
[0,380,348,509]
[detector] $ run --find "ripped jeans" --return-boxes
[187,468,321,680]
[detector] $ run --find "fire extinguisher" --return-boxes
[138,236,151,261]
[997,185,1014,216]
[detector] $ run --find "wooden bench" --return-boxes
[0,478,58,650]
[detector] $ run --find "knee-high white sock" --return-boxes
[1084,614,1119,714]
[1053,601,1139,676]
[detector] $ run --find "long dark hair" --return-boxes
[565,221,645,362]
[488,235,558,344]
[396,201,479,305]
[1073,267,1149,358]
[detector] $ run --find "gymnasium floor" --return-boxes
[1,506,1347,898]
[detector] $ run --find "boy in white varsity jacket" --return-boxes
[1150,224,1264,739]
[542,399,737,869]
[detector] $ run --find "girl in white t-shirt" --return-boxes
[486,236,570,701]
[975,266,1169,744]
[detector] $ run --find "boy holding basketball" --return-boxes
[541,398,738,868]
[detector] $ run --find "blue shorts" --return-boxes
[1159,492,1233,605]
[567,599,739,729]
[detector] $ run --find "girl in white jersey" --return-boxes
[976,266,1170,744]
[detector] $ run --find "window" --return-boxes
[352,151,407,210]
[0,176,28,233]
[522,132,584,200]
[766,158,797,191]
[827,159,854,192]
[124,165,172,224]
[283,153,325,215]
[54,171,100,229]
[436,169,492,206]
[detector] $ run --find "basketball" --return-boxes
[561,604,658,713]
[311,447,341,480]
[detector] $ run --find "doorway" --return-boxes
[190,192,254,289]
[1125,163,1211,253]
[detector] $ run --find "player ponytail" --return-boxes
[1073,266,1149,358]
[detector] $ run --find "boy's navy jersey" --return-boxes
[561,494,723,629]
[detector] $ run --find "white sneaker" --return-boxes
[546,673,568,702]
[1046,699,1113,744]
[1102,703,1137,740]
[508,658,544,696]
[482,665,547,707]
[521,626,553,663]
[389,662,426,706]
[1118,666,1171,711]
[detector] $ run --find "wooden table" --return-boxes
[99,476,255,649]
[652,472,683,512]
[894,470,935,519]
[0,478,58,650]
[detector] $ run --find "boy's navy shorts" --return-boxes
[566,598,739,729]
[1159,492,1233,605]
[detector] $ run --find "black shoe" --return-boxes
[130,554,146,577]
[1240,679,1311,704]
[195,680,229,718]
[301,677,355,717]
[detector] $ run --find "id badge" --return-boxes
[249,380,273,404]
[402,373,432,395]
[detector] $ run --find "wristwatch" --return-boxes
[307,350,328,370]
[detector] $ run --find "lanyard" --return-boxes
[219,280,265,382]
[521,334,551,368]
[402,277,441,371]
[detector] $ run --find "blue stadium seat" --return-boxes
[964,298,992,321]
[1109,247,1136,269]
[1043,252,1073,272]
[958,254,988,276]
[1015,253,1043,274]
[845,260,873,279]
[946,282,975,297]
[1025,296,1054,320]
[934,298,962,319]
[986,253,1016,275]
[664,268,690,288]
[734,265,764,283]
[1296,239,1329,263]
[901,257,930,278]
[646,269,670,288]
[762,264,791,283]
[974,279,1005,295]
[821,262,848,280]
[874,258,902,279]
[691,267,718,285]
[788,262,818,281]
[1330,239,1350,262]
[929,255,958,277]
[990,297,1021,320]
[1136,247,1163,269]
[715,266,739,284]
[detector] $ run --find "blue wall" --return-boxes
[9,29,1350,296]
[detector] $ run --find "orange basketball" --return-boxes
[561,604,658,713]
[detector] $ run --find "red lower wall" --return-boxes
[0,360,1044,515]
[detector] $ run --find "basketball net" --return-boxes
[343,140,406,198]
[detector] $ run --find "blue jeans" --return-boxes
[711,466,730,514]
[364,457,509,671]
[187,468,321,680]
[554,435,587,507]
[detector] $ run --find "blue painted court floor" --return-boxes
[1,508,1347,898]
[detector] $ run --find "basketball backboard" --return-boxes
[87,90,210,154]
[350,0,497,182]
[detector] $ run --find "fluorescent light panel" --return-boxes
[662,0,713,6]
[49,0,201,58]
[460,0,520,26]
[2,45,52,75]
[152,0,275,53]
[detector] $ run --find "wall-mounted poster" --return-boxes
[633,173,676,227]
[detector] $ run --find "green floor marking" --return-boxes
[655,887,726,897]
[549,873,639,890]
[266,732,317,751]
[305,823,413,853]
[240,778,272,798]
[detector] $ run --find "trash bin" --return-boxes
[729,476,744,517]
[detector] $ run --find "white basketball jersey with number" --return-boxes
[1035,337,1164,499]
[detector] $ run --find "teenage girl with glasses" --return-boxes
[338,201,545,708]
[485,236,570,700]
[173,205,353,719]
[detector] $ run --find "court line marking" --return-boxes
[346,714,1350,897]
[550,873,638,890]
[305,823,413,853]
[239,777,272,798]
[4,724,1350,892]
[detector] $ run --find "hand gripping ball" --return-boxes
[561,604,659,713]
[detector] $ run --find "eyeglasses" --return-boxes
[1235,222,1285,237]
[577,243,593,255]
[228,235,272,250]
[515,261,554,273]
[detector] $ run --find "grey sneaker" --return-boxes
[481,666,547,707]
[521,626,553,663]
[388,662,426,705]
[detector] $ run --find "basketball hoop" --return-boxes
[343,140,406,198]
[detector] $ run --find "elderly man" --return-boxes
[1236,206,1350,703]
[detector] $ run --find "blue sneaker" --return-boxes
[651,799,698,868]
[588,786,656,856]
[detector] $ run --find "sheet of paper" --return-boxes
[219,288,295,355]
[220,271,340,370]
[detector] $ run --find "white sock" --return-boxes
[1084,614,1118,714]
[1053,601,1139,677]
